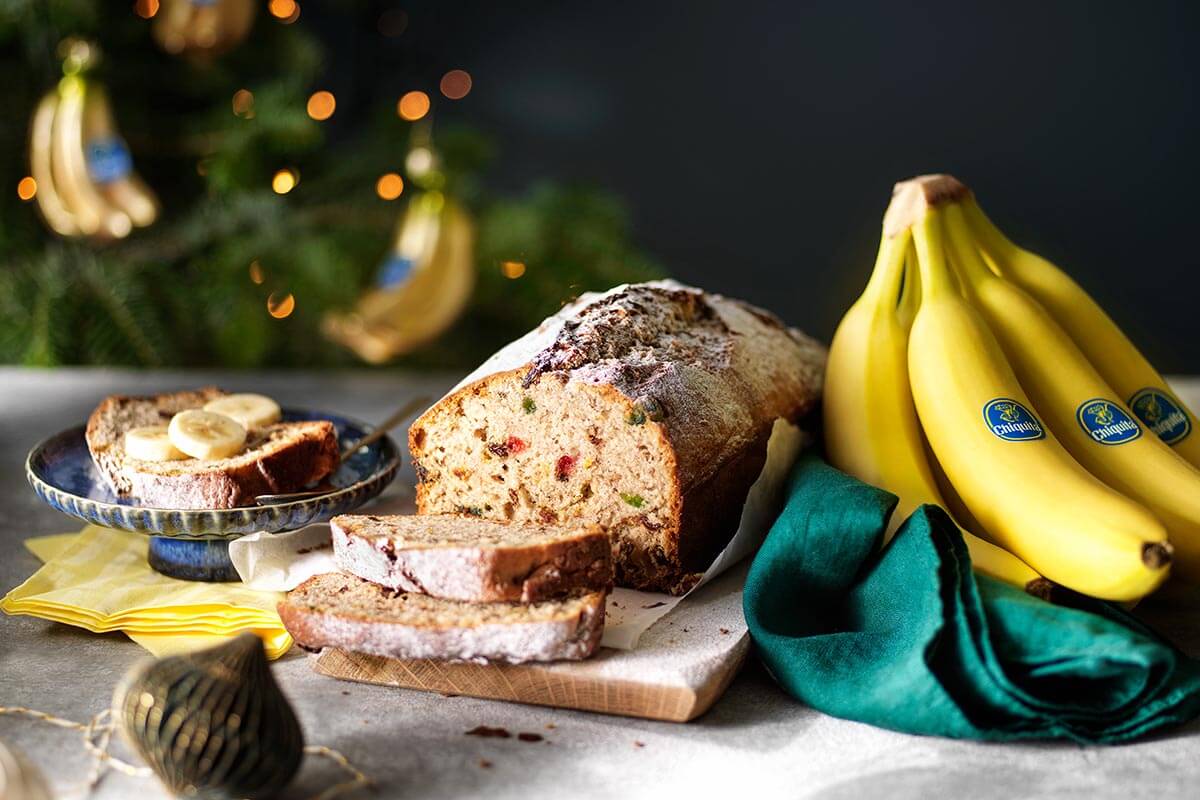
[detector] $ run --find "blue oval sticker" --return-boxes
[983,398,1045,441]
[1129,388,1192,445]
[1075,399,1141,445]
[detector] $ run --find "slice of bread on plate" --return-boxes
[331,513,613,602]
[279,572,605,664]
[86,387,339,509]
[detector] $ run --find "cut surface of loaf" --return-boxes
[279,572,605,664]
[331,513,613,602]
[409,281,826,593]
[86,387,339,509]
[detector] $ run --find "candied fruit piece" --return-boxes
[620,492,645,508]
[555,455,577,482]
[506,436,527,454]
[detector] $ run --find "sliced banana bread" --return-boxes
[331,514,612,602]
[86,388,339,509]
[409,280,826,594]
[279,572,605,664]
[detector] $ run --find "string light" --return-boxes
[374,173,404,200]
[133,0,159,19]
[397,91,430,121]
[249,260,265,285]
[268,0,299,23]
[16,176,37,201]
[501,260,527,279]
[231,89,254,118]
[272,169,298,194]
[440,70,472,100]
[267,292,296,319]
[306,91,336,121]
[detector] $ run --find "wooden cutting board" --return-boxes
[311,562,752,722]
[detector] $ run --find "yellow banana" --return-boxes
[27,91,79,237]
[943,203,1200,582]
[81,83,159,229]
[323,190,476,363]
[51,75,131,239]
[962,196,1200,468]
[907,202,1171,601]
[823,223,1049,594]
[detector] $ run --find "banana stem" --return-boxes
[942,204,995,289]
[911,209,959,301]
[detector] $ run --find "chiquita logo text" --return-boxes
[1129,388,1192,445]
[1075,399,1142,445]
[983,398,1046,442]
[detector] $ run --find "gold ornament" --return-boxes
[112,633,304,800]
[27,40,159,242]
[324,138,476,362]
[153,0,256,60]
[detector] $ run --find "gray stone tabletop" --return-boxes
[1,368,1197,800]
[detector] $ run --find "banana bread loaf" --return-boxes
[409,280,826,593]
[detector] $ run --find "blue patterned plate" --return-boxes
[26,409,400,540]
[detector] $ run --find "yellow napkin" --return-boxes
[1,526,292,659]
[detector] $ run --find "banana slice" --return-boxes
[124,425,188,462]
[202,393,282,429]
[168,410,247,460]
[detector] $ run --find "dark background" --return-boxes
[283,1,1200,368]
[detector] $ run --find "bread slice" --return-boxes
[279,572,605,664]
[331,514,613,602]
[85,387,339,509]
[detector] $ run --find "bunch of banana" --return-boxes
[826,174,1200,602]
[27,41,159,241]
[323,188,476,363]
[152,0,256,59]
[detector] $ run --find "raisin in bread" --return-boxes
[86,388,339,509]
[409,280,826,594]
[279,572,605,664]
[332,514,612,602]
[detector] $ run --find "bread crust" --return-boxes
[331,514,613,602]
[409,281,826,593]
[278,573,605,664]
[85,388,339,509]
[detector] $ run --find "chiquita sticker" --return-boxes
[1128,388,1192,445]
[983,398,1045,441]
[1075,399,1142,445]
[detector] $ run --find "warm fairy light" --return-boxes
[249,260,265,285]
[306,91,336,121]
[272,168,298,194]
[397,91,430,121]
[268,0,299,23]
[501,260,527,279]
[267,292,296,319]
[405,146,434,176]
[375,173,404,200]
[377,8,407,36]
[134,0,159,19]
[440,70,472,100]
[232,89,255,118]
[16,176,37,201]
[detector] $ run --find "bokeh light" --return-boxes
[306,91,336,121]
[501,260,527,279]
[267,292,296,319]
[232,89,255,118]
[249,260,265,285]
[440,70,472,100]
[134,0,159,19]
[268,0,299,23]
[16,176,37,201]
[376,173,404,200]
[397,91,430,121]
[272,169,298,194]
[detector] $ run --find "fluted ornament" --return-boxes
[112,633,303,799]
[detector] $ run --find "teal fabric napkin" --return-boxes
[744,452,1200,743]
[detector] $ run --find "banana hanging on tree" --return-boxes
[961,196,1200,469]
[324,189,476,363]
[26,40,158,242]
[901,180,1171,601]
[823,219,1050,595]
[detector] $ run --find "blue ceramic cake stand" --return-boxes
[25,410,400,582]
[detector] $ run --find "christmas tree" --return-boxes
[0,0,663,369]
